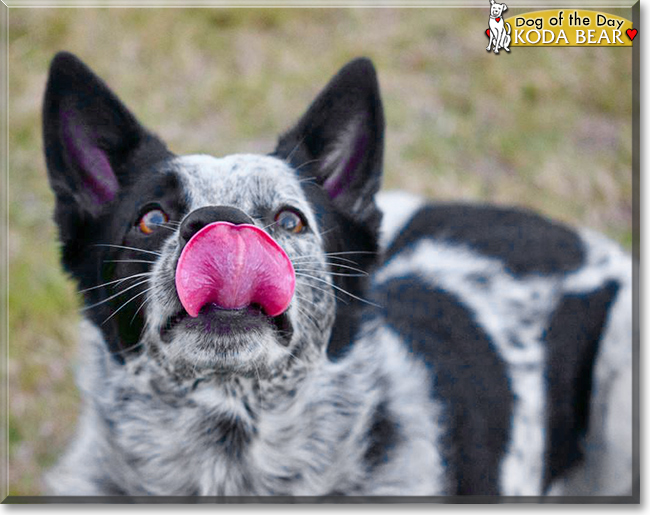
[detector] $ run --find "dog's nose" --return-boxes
[179,206,255,248]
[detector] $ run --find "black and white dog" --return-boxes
[43,52,633,498]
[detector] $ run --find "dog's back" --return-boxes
[371,191,633,495]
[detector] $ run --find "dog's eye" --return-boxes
[138,208,169,234]
[275,208,306,234]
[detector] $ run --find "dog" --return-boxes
[42,52,633,498]
[487,0,511,54]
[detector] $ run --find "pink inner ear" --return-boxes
[323,130,369,200]
[61,109,119,205]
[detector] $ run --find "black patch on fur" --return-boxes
[363,401,398,469]
[384,204,585,276]
[542,280,620,490]
[295,181,379,359]
[372,275,513,495]
[203,415,254,460]
[42,53,191,361]
[76,167,188,361]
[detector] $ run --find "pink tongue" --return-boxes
[175,222,295,317]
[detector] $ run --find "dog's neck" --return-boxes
[58,318,447,495]
[79,320,385,495]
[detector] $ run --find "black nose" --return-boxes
[179,206,255,248]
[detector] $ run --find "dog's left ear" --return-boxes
[502,4,508,11]
[274,58,384,227]
[43,52,171,219]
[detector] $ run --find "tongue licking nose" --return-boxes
[175,222,295,318]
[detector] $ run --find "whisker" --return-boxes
[292,254,368,266]
[322,262,371,274]
[294,158,322,175]
[293,293,320,309]
[293,256,359,266]
[104,259,157,265]
[294,267,368,278]
[293,260,369,275]
[81,278,151,311]
[101,287,154,326]
[107,341,145,357]
[293,294,330,326]
[314,227,335,240]
[94,244,163,257]
[296,277,348,305]
[262,220,281,231]
[155,224,178,232]
[286,134,307,164]
[323,251,378,257]
[130,295,152,325]
[296,272,382,308]
[158,221,181,229]
[294,304,321,332]
[278,341,305,366]
[79,272,154,294]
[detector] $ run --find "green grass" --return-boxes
[7,7,633,496]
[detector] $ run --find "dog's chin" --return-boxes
[157,304,294,376]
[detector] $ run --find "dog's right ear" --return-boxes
[43,52,171,223]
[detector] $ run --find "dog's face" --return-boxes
[144,154,331,377]
[490,0,507,18]
[43,53,384,380]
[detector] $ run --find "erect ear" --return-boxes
[43,52,171,220]
[274,58,384,228]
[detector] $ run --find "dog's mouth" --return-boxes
[160,303,293,346]
[159,220,297,361]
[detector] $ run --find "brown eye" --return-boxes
[138,208,168,234]
[275,208,306,234]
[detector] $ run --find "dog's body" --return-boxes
[43,53,632,498]
[487,0,511,54]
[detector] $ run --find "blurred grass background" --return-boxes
[7,7,633,496]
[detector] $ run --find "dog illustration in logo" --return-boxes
[486,0,511,54]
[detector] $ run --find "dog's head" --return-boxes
[490,0,508,18]
[43,52,384,380]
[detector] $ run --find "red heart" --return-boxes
[496,17,501,22]
[486,28,490,37]
[626,28,638,41]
